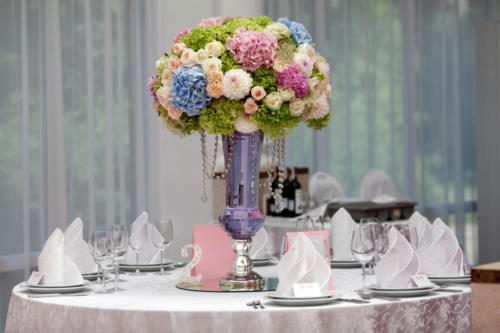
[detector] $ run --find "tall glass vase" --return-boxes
[219,130,265,290]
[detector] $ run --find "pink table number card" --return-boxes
[284,230,333,290]
[191,224,233,279]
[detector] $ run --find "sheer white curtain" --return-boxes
[266,0,499,265]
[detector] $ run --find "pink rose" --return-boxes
[250,86,266,101]
[206,82,223,98]
[244,97,258,114]
[166,56,182,70]
[173,43,187,55]
[167,105,182,120]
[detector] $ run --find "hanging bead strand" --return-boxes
[200,129,209,203]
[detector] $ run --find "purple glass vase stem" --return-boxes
[219,131,265,240]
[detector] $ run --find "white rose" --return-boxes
[308,77,322,97]
[234,114,259,133]
[201,57,222,74]
[324,83,332,99]
[265,92,283,110]
[205,40,225,57]
[297,43,316,60]
[278,88,295,102]
[289,99,305,117]
[155,57,166,72]
[180,48,196,66]
[273,59,287,72]
[317,61,330,80]
[195,49,209,64]
[308,93,329,119]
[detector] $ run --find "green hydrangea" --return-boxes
[247,16,274,28]
[252,67,277,93]
[220,50,242,72]
[179,113,201,134]
[311,68,327,82]
[276,37,296,62]
[217,17,262,42]
[306,113,330,130]
[200,98,241,135]
[250,103,300,139]
[177,25,222,51]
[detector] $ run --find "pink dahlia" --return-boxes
[148,76,159,103]
[226,29,277,71]
[197,17,223,27]
[275,63,308,98]
[173,28,190,43]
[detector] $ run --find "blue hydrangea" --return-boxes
[170,66,211,116]
[277,18,313,46]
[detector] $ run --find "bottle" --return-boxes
[283,168,293,217]
[291,167,303,216]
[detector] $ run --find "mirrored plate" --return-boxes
[119,261,173,272]
[331,260,361,268]
[251,258,274,266]
[267,291,342,300]
[429,275,471,284]
[26,280,90,289]
[265,295,340,306]
[368,284,439,297]
[20,283,90,294]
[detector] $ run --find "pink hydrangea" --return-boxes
[198,17,223,27]
[226,29,277,71]
[148,76,159,103]
[275,63,308,98]
[173,28,190,43]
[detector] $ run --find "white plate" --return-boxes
[331,260,361,268]
[119,262,173,272]
[20,283,90,294]
[82,273,99,281]
[267,291,342,300]
[265,295,340,306]
[429,275,471,284]
[26,280,90,288]
[368,284,439,297]
[251,258,274,266]
[369,283,434,291]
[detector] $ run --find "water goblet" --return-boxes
[151,219,174,275]
[129,222,148,276]
[111,224,128,290]
[351,221,376,290]
[90,231,115,294]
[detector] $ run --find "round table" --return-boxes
[6,266,471,333]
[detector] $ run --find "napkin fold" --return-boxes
[419,218,464,277]
[407,212,433,253]
[330,208,358,261]
[64,218,97,274]
[276,233,331,296]
[38,229,84,286]
[249,227,270,259]
[375,228,420,288]
[123,212,162,264]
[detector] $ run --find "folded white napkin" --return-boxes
[419,218,464,277]
[407,212,433,253]
[249,227,270,259]
[38,229,84,286]
[375,227,420,288]
[64,218,97,274]
[123,212,162,264]
[330,208,358,261]
[276,233,331,296]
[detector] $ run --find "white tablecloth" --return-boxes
[6,265,470,333]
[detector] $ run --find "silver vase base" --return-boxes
[219,271,266,291]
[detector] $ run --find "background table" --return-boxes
[6,265,470,333]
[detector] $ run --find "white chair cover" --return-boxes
[309,172,345,207]
[359,169,401,200]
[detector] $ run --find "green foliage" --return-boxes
[276,37,296,62]
[220,50,242,72]
[152,76,161,90]
[179,113,201,134]
[199,98,241,135]
[217,17,262,42]
[250,103,300,139]
[252,67,277,93]
[311,68,327,81]
[247,16,274,28]
[177,26,222,51]
[306,113,330,130]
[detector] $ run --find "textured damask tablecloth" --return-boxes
[6,266,470,333]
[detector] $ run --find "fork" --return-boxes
[253,300,265,309]
[356,289,400,302]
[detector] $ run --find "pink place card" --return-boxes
[284,230,333,290]
[191,224,233,279]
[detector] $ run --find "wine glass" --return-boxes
[110,224,128,290]
[128,222,148,275]
[90,230,115,294]
[376,224,392,261]
[362,218,381,275]
[151,219,174,275]
[280,234,288,258]
[391,223,418,250]
[351,222,376,290]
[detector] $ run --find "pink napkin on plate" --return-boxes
[375,227,420,288]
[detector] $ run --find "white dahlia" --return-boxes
[221,69,253,100]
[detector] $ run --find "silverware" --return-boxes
[28,292,92,298]
[253,299,265,309]
[336,298,370,304]
[433,288,463,293]
[356,290,400,302]
[246,301,258,309]
[174,262,188,268]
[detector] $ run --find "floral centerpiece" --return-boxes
[148,16,331,290]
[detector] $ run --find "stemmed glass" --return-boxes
[90,231,115,294]
[361,218,381,274]
[151,219,174,275]
[351,221,376,290]
[391,223,418,251]
[376,224,392,261]
[129,223,148,276]
[110,224,129,290]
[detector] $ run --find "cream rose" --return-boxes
[156,86,171,109]
[201,57,222,74]
[308,77,322,97]
[161,68,173,86]
[180,48,196,66]
[167,105,182,120]
[207,70,223,83]
[273,59,287,72]
[265,92,283,110]
[297,43,316,60]
[234,114,259,133]
[251,86,266,101]
[289,99,305,117]
[195,49,210,64]
[205,40,225,57]
[278,88,295,101]
[173,42,187,55]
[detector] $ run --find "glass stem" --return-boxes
[114,262,119,289]
[160,248,164,274]
[135,249,140,273]
[361,263,366,289]
[101,265,106,291]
